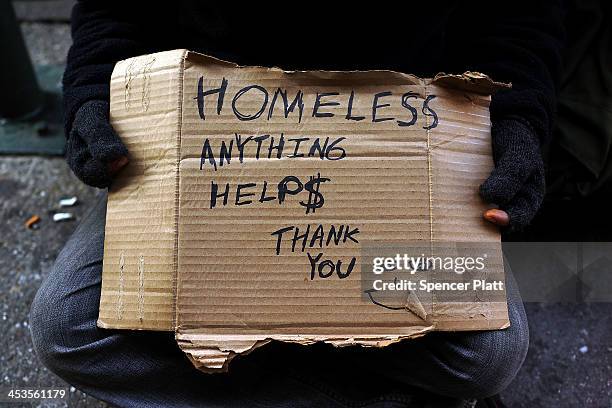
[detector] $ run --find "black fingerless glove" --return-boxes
[480,119,545,230]
[66,100,128,188]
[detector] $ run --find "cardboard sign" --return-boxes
[100,50,510,372]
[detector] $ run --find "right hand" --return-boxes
[479,119,545,231]
[66,100,129,188]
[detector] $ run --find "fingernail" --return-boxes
[108,156,129,174]
[483,209,509,226]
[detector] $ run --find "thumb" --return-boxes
[108,156,129,175]
[74,100,128,163]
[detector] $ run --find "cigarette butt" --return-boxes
[25,215,41,229]
[59,196,78,207]
[53,213,74,222]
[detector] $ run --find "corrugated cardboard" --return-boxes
[100,49,510,372]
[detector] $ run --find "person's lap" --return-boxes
[29,196,528,407]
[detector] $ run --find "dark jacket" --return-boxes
[63,1,566,144]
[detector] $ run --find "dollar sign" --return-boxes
[300,173,330,214]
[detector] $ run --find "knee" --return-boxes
[29,263,101,379]
[29,279,68,376]
[448,322,529,399]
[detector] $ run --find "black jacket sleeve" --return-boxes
[62,1,168,137]
[446,1,567,144]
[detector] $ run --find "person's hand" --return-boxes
[479,119,545,230]
[66,100,129,188]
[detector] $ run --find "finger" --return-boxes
[75,101,128,162]
[84,121,128,163]
[65,131,91,169]
[108,156,129,175]
[483,209,510,227]
[67,130,114,188]
[502,169,545,230]
[479,163,531,205]
[78,158,114,188]
[481,119,542,206]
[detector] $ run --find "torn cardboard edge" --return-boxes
[177,328,434,373]
[101,49,510,372]
[176,311,510,373]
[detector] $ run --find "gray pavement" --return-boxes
[0,158,104,408]
[14,0,73,22]
[0,8,610,408]
[21,22,71,66]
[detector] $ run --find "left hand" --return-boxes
[479,119,545,230]
[66,100,129,188]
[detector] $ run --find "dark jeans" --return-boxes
[29,197,529,407]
